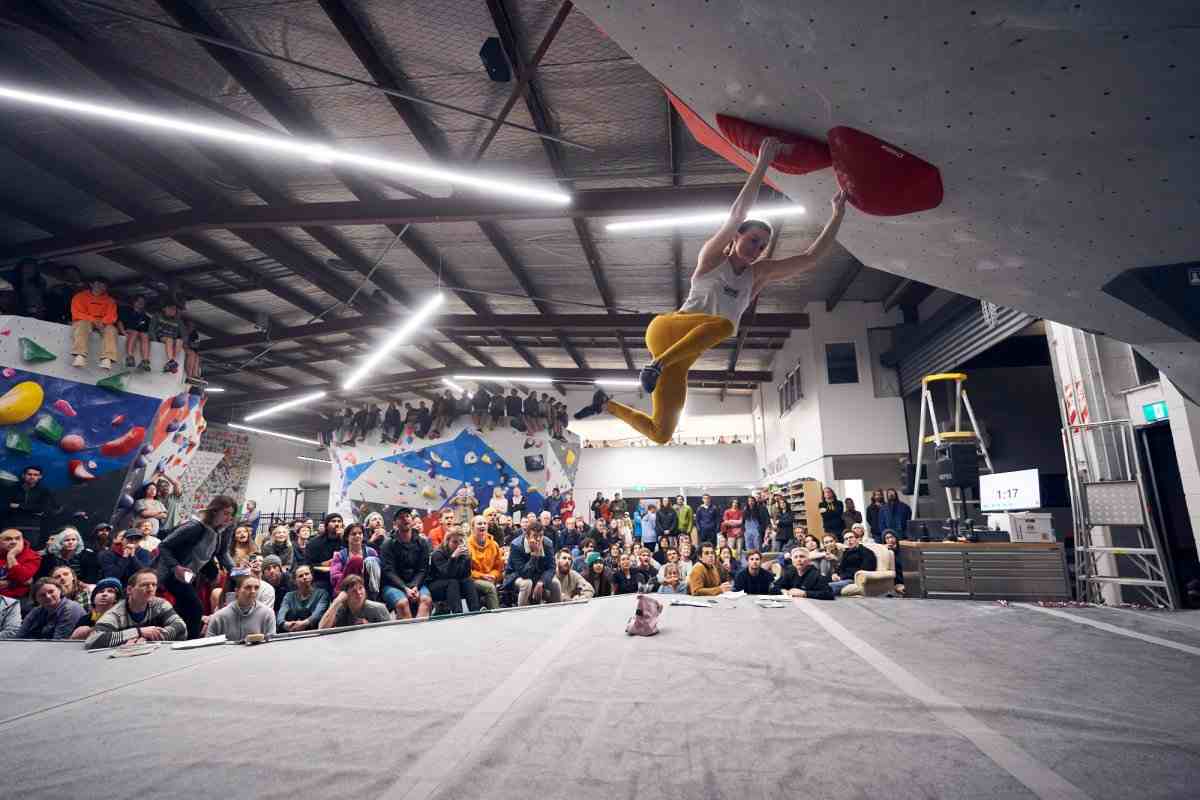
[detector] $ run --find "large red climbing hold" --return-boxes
[664,90,780,190]
[827,126,943,216]
[100,426,146,457]
[716,114,832,175]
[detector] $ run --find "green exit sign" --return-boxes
[1143,401,1169,423]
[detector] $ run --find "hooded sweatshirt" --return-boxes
[206,600,276,642]
[0,538,42,598]
[467,534,504,582]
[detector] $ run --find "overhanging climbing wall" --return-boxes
[329,414,581,523]
[0,316,205,542]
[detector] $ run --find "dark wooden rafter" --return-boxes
[483,0,636,371]
[825,259,864,312]
[667,97,686,308]
[882,278,936,313]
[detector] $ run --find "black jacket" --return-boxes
[1,482,54,538]
[836,545,877,578]
[504,534,555,588]
[612,569,639,594]
[819,500,846,535]
[380,533,431,590]
[304,533,342,569]
[733,566,775,594]
[428,546,472,582]
[655,507,678,536]
[37,548,101,584]
[771,564,835,600]
[505,395,523,416]
[695,504,721,537]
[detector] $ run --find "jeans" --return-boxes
[516,577,562,606]
[164,573,205,639]
[473,579,500,610]
[828,579,855,597]
[744,521,762,553]
[429,578,480,613]
[382,584,431,612]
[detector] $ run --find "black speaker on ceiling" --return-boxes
[479,37,512,83]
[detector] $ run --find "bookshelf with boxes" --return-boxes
[763,479,824,542]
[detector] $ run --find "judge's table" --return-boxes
[897,541,1070,601]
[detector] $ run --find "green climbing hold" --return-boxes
[18,337,56,363]
[96,371,131,393]
[5,430,31,455]
[34,413,64,444]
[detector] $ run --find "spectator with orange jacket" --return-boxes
[467,514,503,610]
[70,275,120,370]
[0,527,42,600]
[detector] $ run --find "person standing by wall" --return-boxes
[156,496,237,639]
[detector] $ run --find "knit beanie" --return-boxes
[586,552,602,567]
[91,577,124,605]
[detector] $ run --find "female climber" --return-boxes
[575,136,848,443]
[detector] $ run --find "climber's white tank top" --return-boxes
[678,258,756,335]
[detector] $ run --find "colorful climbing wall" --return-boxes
[188,427,253,513]
[330,415,580,523]
[0,316,206,538]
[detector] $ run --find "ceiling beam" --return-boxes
[882,278,936,313]
[197,312,810,352]
[825,260,864,312]
[667,97,686,309]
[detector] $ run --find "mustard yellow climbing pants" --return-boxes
[607,311,734,444]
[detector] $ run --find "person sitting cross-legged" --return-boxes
[277,564,330,633]
[506,522,560,606]
[771,546,835,600]
[380,509,434,621]
[733,550,775,594]
[428,526,480,615]
[206,572,276,642]
[688,543,731,596]
[85,569,187,649]
[550,548,594,601]
[828,528,877,596]
[467,514,504,611]
[16,577,86,640]
[319,574,391,629]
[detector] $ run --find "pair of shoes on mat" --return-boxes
[574,389,611,420]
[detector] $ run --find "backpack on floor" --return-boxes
[625,594,662,636]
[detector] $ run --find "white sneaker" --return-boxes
[72,355,87,368]
[98,358,112,371]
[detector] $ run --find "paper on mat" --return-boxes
[171,635,228,650]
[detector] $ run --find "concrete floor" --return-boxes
[1,596,1197,799]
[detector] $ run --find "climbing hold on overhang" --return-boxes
[716,114,832,175]
[827,126,943,216]
[18,337,56,363]
[0,381,43,425]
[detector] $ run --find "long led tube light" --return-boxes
[297,455,333,464]
[228,423,320,446]
[605,204,806,232]
[243,390,327,422]
[453,374,555,384]
[205,386,226,392]
[343,292,445,389]
[0,85,571,206]
[594,379,640,387]
[441,378,466,393]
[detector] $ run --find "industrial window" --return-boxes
[825,342,859,384]
[778,363,802,416]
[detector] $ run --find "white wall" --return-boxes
[242,432,325,517]
[574,444,759,500]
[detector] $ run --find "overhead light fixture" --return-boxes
[453,374,555,384]
[594,379,641,387]
[0,85,571,206]
[343,292,445,390]
[228,422,321,446]
[205,386,226,393]
[605,204,806,232]
[243,390,327,422]
[297,455,333,464]
[441,377,466,393]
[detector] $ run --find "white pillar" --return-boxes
[1162,377,1200,554]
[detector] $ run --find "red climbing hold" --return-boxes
[100,426,146,457]
[716,115,831,175]
[827,127,943,216]
[664,90,780,190]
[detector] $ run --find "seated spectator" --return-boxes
[829,528,877,596]
[85,569,187,649]
[634,548,659,593]
[467,515,503,611]
[688,544,731,596]
[318,574,391,629]
[0,594,21,639]
[583,552,614,597]
[292,524,313,570]
[260,525,294,570]
[330,523,381,597]
[603,542,622,573]
[657,562,686,594]
[276,564,329,633]
[17,577,86,639]
[88,522,114,553]
[716,545,741,583]
[261,555,289,614]
[771,547,835,600]
[380,509,433,620]
[551,548,593,601]
[70,275,120,370]
[506,522,559,606]
[656,547,682,583]
[612,553,639,595]
[733,550,775,594]
[677,540,696,580]
[572,539,596,573]
[49,564,91,612]
[134,482,169,537]
[427,508,457,550]
[70,577,123,640]
[117,292,152,371]
[428,526,480,614]
[150,297,186,374]
[814,534,840,578]
[0,527,42,600]
[37,526,100,584]
[206,573,275,642]
[363,512,387,550]
[883,530,905,596]
[0,467,52,550]
[228,524,259,566]
[304,513,345,597]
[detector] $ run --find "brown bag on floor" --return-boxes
[625,594,662,636]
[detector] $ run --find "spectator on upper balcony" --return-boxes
[70,275,120,371]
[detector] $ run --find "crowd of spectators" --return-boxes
[3,259,202,377]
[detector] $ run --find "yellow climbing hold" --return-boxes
[421,485,438,500]
[565,449,576,466]
[0,381,44,425]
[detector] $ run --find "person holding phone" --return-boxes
[427,526,480,614]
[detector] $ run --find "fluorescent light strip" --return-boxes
[594,379,641,387]
[343,292,445,389]
[441,378,466,393]
[205,386,226,393]
[605,204,806,232]
[297,455,333,464]
[243,390,327,422]
[228,423,320,446]
[0,85,571,206]
[453,374,556,384]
